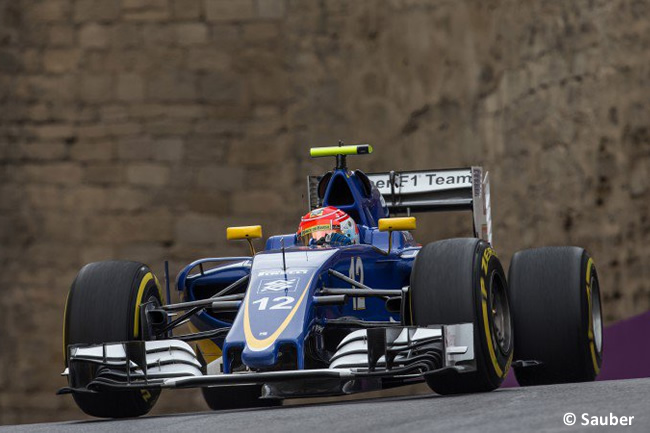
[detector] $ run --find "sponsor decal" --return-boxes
[309,208,325,217]
[300,223,334,237]
[256,276,303,294]
[257,269,309,276]
[258,278,298,293]
[368,170,472,195]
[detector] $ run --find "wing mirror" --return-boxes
[378,217,416,254]
[227,225,263,256]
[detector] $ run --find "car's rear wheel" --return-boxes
[410,238,513,394]
[508,247,603,385]
[202,385,281,410]
[63,260,163,418]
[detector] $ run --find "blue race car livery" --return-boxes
[61,144,604,418]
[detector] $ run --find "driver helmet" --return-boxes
[297,206,359,246]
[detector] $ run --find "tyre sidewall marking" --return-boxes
[62,289,71,365]
[141,389,152,402]
[585,257,601,375]
[480,276,503,378]
[478,245,512,379]
[133,270,162,403]
[133,272,156,338]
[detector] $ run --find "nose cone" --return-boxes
[239,277,311,370]
[241,345,279,368]
[223,249,339,372]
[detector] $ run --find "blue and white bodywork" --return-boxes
[63,145,491,399]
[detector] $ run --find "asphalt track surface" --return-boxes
[4,378,648,433]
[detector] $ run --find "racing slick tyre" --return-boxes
[410,238,513,395]
[508,247,603,386]
[202,385,281,410]
[63,260,163,418]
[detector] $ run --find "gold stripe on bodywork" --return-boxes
[189,322,223,363]
[244,275,314,351]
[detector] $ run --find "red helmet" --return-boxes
[297,206,359,246]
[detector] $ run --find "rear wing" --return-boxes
[307,167,492,244]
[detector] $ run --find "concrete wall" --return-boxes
[0,0,648,424]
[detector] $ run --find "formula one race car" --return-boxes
[60,145,604,418]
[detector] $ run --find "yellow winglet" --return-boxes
[378,217,416,232]
[227,225,263,241]
[310,144,373,158]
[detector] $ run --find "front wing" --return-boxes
[59,323,475,399]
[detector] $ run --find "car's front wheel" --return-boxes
[410,238,513,394]
[63,260,163,418]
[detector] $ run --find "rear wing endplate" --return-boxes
[307,167,492,244]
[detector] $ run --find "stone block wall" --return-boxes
[0,0,648,424]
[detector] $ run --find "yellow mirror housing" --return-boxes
[378,217,416,232]
[227,225,263,241]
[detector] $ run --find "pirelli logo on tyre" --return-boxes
[481,247,496,274]
[479,246,512,379]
